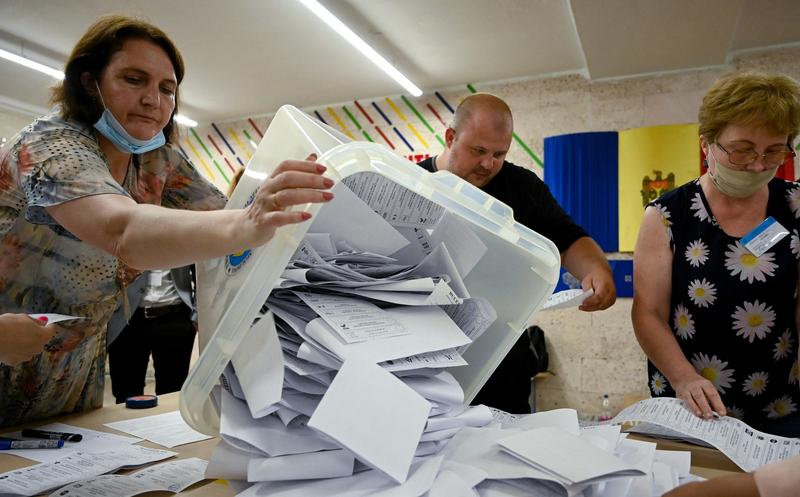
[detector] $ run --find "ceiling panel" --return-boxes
[0,0,798,124]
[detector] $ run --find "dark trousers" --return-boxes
[471,333,536,414]
[108,304,196,404]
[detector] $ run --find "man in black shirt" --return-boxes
[418,93,616,413]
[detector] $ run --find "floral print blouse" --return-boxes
[0,112,226,427]
[647,178,800,430]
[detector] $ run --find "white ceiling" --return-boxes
[0,0,799,128]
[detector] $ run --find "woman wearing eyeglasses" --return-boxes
[632,72,800,436]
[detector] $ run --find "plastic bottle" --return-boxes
[598,394,612,422]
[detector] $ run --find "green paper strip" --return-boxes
[212,159,230,183]
[342,106,362,130]
[401,95,435,134]
[362,130,374,142]
[190,128,213,159]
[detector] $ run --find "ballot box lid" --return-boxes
[180,105,560,435]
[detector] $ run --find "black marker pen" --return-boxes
[21,428,83,442]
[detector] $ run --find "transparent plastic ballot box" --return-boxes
[180,105,561,435]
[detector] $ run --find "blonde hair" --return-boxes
[699,72,800,143]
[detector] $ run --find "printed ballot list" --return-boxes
[609,397,800,472]
[344,172,444,228]
[294,291,408,343]
[0,446,177,496]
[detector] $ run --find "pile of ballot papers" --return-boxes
[200,177,699,497]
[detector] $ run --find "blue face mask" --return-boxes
[93,82,166,154]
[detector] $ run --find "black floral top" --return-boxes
[647,178,800,430]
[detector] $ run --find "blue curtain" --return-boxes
[543,131,618,252]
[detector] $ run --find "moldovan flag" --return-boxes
[618,124,700,252]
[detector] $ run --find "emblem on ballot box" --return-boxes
[225,190,257,275]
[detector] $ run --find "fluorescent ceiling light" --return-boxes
[1,48,199,127]
[0,48,64,80]
[174,114,198,127]
[296,0,422,97]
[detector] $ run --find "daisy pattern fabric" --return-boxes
[647,179,800,430]
[0,112,226,427]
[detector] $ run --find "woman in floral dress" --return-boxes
[0,15,333,427]
[633,72,800,435]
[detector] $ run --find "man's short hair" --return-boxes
[450,93,513,134]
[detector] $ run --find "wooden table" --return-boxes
[0,392,227,496]
[1,393,741,494]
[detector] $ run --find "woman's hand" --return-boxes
[240,154,334,246]
[0,314,57,366]
[673,371,727,419]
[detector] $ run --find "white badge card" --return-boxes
[741,216,789,257]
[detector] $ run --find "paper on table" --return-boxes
[426,406,494,433]
[488,408,519,425]
[505,408,580,436]
[624,421,711,447]
[654,449,691,478]
[651,461,678,496]
[238,456,443,497]
[498,427,645,485]
[439,426,582,490]
[609,397,800,471]
[0,422,141,463]
[105,411,212,448]
[597,437,656,497]
[219,389,336,457]
[0,446,176,496]
[231,312,284,418]
[579,424,625,453]
[46,457,208,497]
[309,181,410,256]
[427,460,487,497]
[304,305,471,363]
[541,289,594,310]
[205,440,252,481]
[294,291,408,343]
[307,359,431,483]
[247,449,355,482]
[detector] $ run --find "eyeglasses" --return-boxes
[714,142,796,169]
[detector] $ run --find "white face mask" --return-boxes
[707,147,776,198]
